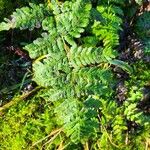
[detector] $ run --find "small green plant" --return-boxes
[0,0,149,149]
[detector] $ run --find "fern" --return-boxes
[68,45,103,68]
[112,115,127,143]
[124,87,150,126]
[55,96,100,143]
[92,5,123,49]
[0,0,149,149]
[0,3,50,31]
[0,0,124,147]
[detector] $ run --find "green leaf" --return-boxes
[108,59,133,74]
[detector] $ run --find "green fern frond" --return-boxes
[42,0,91,45]
[0,3,50,31]
[92,5,123,48]
[25,35,65,59]
[32,56,70,87]
[112,115,127,142]
[55,96,100,143]
[68,45,104,68]
[124,87,150,126]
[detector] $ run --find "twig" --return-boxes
[0,86,41,112]
[102,125,121,148]
[125,131,129,145]
[57,141,63,150]
[145,138,150,150]
[84,142,89,150]
[31,128,63,148]
[42,129,62,149]
[57,142,70,150]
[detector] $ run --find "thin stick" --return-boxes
[0,86,41,112]
[57,141,63,150]
[84,142,89,150]
[42,129,62,148]
[31,128,63,147]
[145,138,150,150]
[102,125,123,149]
[125,132,129,145]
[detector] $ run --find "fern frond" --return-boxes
[124,87,150,126]
[71,67,113,97]
[42,0,91,45]
[112,115,127,142]
[0,3,50,31]
[25,35,65,59]
[32,55,70,87]
[55,96,100,143]
[92,5,123,49]
[68,45,104,68]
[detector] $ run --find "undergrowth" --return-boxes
[0,0,150,149]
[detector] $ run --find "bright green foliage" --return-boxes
[68,46,103,68]
[92,5,123,49]
[0,0,43,21]
[124,87,149,125]
[0,3,50,31]
[55,96,100,143]
[0,0,150,149]
[0,96,57,150]
[0,0,116,147]
[135,0,143,5]
[91,2,133,74]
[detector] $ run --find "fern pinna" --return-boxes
[0,0,149,149]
